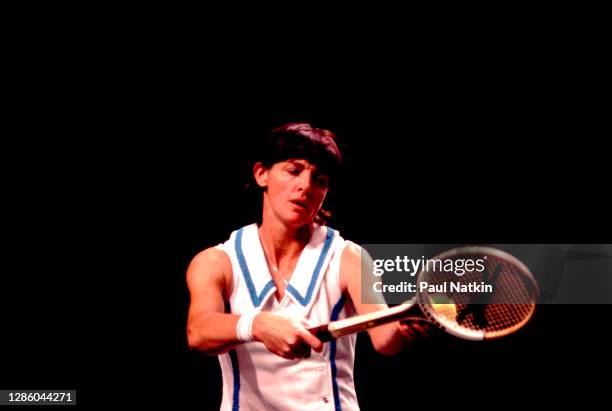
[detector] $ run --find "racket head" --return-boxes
[416,246,539,340]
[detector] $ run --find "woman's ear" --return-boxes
[253,162,269,188]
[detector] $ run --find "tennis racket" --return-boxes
[308,246,539,342]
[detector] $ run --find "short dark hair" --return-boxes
[257,122,342,181]
[252,122,342,225]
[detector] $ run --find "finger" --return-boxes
[401,318,432,332]
[409,323,430,337]
[299,330,323,352]
[400,323,431,341]
[399,325,416,340]
[398,321,416,336]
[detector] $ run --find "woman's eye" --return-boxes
[288,168,300,175]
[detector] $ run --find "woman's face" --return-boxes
[255,158,330,227]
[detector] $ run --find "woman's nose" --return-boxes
[297,171,313,193]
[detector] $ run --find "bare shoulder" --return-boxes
[341,241,361,265]
[186,246,233,298]
[188,246,231,274]
[339,241,373,290]
[340,241,373,267]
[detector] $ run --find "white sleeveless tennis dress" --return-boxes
[215,223,359,411]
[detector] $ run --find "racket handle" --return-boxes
[308,324,334,342]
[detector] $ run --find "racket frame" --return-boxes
[309,246,539,342]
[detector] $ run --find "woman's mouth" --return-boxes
[290,200,309,209]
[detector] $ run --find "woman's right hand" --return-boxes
[252,312,323,360]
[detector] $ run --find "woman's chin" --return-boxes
[283,211,314,227]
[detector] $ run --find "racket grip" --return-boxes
[308,324,334,342]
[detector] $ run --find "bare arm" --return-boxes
[186,247,323,358]
[340,243,425,355]
[186,247,241,355]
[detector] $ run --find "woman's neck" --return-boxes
[258,217,313,265]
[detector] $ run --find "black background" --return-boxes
[2,15,610,409]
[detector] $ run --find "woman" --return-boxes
[186,123,426,410]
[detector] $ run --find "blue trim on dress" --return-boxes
[235,227,275,307]
[229,349,240,411]
[330,294,346,411]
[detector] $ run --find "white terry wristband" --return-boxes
[236,312,257,342]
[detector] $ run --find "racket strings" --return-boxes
[421,255,537,333]
[452,303,533,332]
